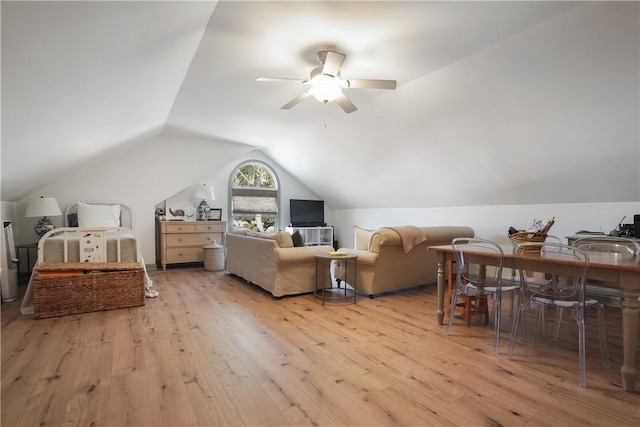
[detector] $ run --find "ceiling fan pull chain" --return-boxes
[322,102,328,128]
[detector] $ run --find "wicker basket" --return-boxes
[33,262,145,319]
[508,231,548,245]
[509,231,548,252]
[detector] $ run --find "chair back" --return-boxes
[513,242,589,302]
[572,236,640,255]
[545,235,562,244]
[452,238,504,292]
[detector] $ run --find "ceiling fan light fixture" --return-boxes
[308,74,343,103]
[257,50,396,112]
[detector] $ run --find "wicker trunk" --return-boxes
[33,262,145,319]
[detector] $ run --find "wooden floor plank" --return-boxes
[2,266,639,426]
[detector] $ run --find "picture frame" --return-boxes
[184,206,196,222]
[166,201,193,221]
[79,231,106,262]
[209,208,222,221]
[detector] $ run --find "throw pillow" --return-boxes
[291,230,305,247]
[67,213,78,227]
[276,231,294,248]
[354,226,374,250]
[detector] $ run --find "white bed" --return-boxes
[20,201,158,315]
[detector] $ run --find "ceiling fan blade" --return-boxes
[257,77,305,83]
[322,51,346,77]
[281,91,311,110]
[345,79,397,90]
[335,92,357,114]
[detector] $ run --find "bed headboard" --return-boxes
[64,202,133,228]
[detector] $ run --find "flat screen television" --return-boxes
[290,199,325,227]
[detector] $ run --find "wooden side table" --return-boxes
[314,252,357,305]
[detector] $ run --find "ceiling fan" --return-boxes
[256,50,397,113]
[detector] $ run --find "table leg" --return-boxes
[315,257,323,306]
[620,282,639,391]
[437,255,446,325]
[352,258,357,304]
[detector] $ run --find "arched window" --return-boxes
[229,161,280,231]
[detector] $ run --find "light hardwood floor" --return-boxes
[2,267,639,426]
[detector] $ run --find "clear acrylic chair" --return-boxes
[571,236,640,308]
[549,236,640,351]
[446,238,520,354]
[507,242,609,387]
[504,235,562,338]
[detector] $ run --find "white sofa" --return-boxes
[225,230,334,297]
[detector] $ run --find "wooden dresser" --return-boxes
[156,220,226,270]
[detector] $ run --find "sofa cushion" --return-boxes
[276,231,294,248]
[292,230,305,247]
[354,226,374,251]
[243,230,294,248]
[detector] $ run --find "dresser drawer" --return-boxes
[166,233,219,247]
[164,223,197,233]
[166,247,204,263]
[196,222,226,232]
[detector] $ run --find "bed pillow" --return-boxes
[77,202,122,227]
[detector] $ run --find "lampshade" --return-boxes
[26,196,62,218]
[309,74,343,103]
[194,184,215,201]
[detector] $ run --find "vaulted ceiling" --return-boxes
[2,1,639,208]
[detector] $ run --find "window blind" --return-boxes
[231,188,278,215]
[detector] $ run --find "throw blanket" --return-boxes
[383,226,427,253]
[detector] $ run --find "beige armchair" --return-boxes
[335,225,475,297]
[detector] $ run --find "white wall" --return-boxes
[9,127,640,265]
[11,131,253,263]
[160,149,324,231]
[0,201,19,300]
[12,133,325,266]
[331,202,640,249]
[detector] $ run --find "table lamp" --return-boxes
[26,196,62,239]
[194,184,215,220]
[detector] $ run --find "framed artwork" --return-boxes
[79,231,106,262]
[184,207,196,221]
[209,208,222,221]
[166,202,193,221]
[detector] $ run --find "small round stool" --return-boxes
[203,242,224,271]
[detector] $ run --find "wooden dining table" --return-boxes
[429,243,640,392]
